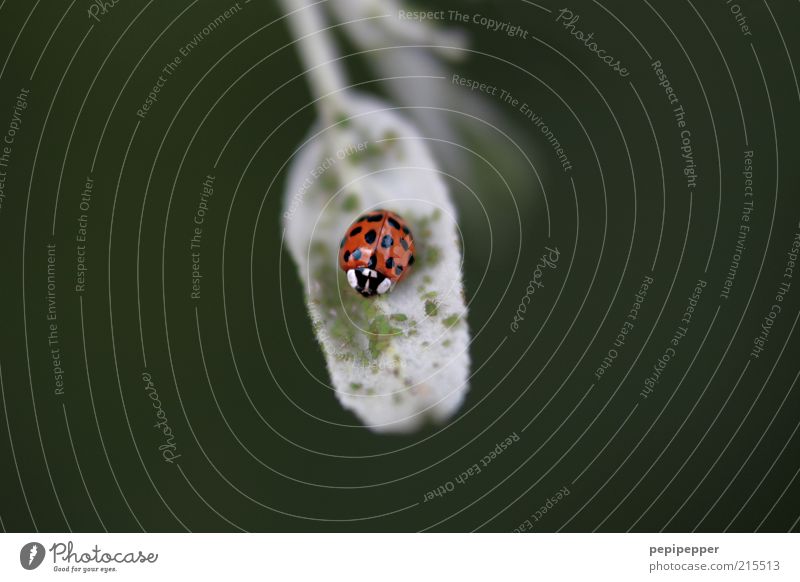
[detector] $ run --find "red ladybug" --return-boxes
[338,209,416,297]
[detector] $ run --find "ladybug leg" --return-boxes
[377,278,392,294]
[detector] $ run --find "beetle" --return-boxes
[338,209,416,297]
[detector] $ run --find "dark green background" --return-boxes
[0,0,798,532]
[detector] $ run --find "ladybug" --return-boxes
[338,209,416,297]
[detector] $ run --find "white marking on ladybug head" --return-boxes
[377,278,392,295]
[347,269,358,289]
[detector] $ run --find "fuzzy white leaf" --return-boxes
[283,93,470,433]
[325,0,538,218]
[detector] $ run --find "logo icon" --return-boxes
[20,542,46,570]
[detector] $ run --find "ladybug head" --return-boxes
[347,267,392,297]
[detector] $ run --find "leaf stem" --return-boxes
[279,0,349,121]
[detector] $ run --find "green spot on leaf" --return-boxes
[319,170,338,193]
[342,193,360,212]
[426,245,441,266]
[442,314,460,327]
[364,301,382,321]
[310,240,328,258]
[425,300,439,316]
[367,315,403,358]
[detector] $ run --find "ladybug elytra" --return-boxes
[338,209,416,297]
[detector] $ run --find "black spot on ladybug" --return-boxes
[353,249,362,260]
[364,229,376,244]
[368,254,377,269]
[381,234,393,248]
[343,250,351,262]
[366,214,384,222]
[350,226,362,236]
[395,265,404,275]
[402,225,410,234]
[400,239,409,251]
[385,257,394,269]
[387,216,400,229]
[408,254,415,265]
[340,237,346,248]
